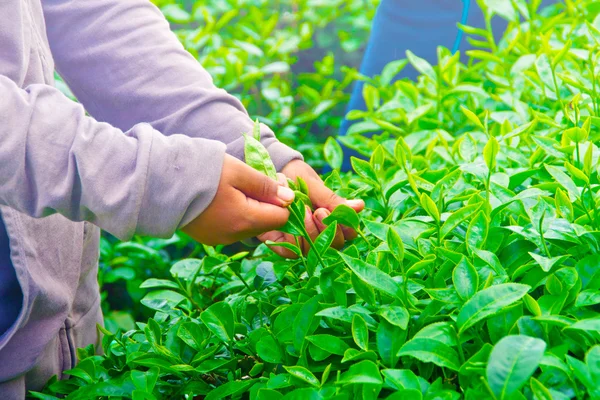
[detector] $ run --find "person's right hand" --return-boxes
[182,154,295,246]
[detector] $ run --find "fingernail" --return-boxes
[314,208,330,221]
[347,199,364,208]
[277,186,295,203]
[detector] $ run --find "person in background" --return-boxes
[338,0,554,170]
[0,0,363,397]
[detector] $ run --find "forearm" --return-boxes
[0,75,224,240]
[43,0,301,170]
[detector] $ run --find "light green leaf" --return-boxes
[453,257,479,301]
[352,314,369,351]
[340,253,401,299]
[284,366,320,387]
[324,137,343,170]
[457,283,530,334]
[486,335,546,399]
[397,338,460,371]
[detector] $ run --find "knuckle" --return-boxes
[327,191,341,205]
[260,179,275,199]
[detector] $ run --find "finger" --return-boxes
[301,207,319,254]
[257,230,298,259]
[243,197,291,234]
[277,173,289,187]
[305,176,365,212]
[232,159,295,206]
[341,226,358,241]
[313,208,345,249]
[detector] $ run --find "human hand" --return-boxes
[258,159,364,257]
[182,154,295,246]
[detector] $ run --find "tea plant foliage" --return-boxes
[33,0,600,399]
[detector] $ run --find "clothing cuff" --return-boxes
[136,130,226,238]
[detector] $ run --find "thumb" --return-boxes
[231,160,295,207]
[309,179,365,212]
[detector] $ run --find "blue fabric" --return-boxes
[337,0,506,170]
[0,214,21,338]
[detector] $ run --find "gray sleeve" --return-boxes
[42,0,302,171]
[0,75,226,240]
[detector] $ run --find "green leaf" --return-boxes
[244,133,277,180]
[397,338,460,371]
[284,366,320,387]
[575,290,600,307]
[205,379,257,400]
[530,377,552,400]
[413,321,457,346]
[486,335,546,399]
[363,84,380,111]
[381,369,421,391]
[380,59,409,86]
[554,188,573,221]
[377,306,409,330]
[484,135,500,170]
[324,137,343,170]
[567,316,600,332]
[377,319,406,368]
[545,164,580,198]
[385,389,422,400]
[466,211,489,250]
[257,335,283,363]
[200,302,235,343]
[252,118,261,141]
[460,106,485,131]
[306,335,349,356]
[406,50,437,82]
[564,126,588,143]
[322,204,360,230]
[420,193,440,222]
[141,290,187,312]
[453,257,479,301]
[139,278,180,290]
[293,296,321,351]
[528,253,569,273]
[440,204,480,239]
[265,241,302,258]
[337,360,383,385]
[177,322,206,350]
[565,161,589,184]
[312,221,338,255]
[351,157,378,182]
[386,228,405,263]
[352,314,369,351]
[340,253,401,299]
[457,283,531,334]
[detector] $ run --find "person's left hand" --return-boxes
[257,159,365,258]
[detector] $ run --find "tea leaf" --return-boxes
[487,335,546,399]
[243,133,277,180]
[397,338,461,371]
[453,257,479,301]
[483,135,499,170]
[352,314,369,351]
[340,253,402,299]
[284,366,320,387]
[322,204,360,229]
[200,302,235,343]
[460,106,485,131]
[457,284,530,334]
[324,137,343,170]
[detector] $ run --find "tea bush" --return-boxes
[34,0,600,399]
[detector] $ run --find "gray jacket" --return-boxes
[0,0,300,396]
